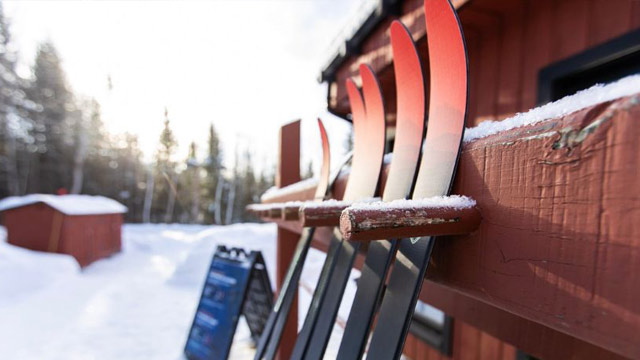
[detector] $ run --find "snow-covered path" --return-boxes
[0,223,356,359]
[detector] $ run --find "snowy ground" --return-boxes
[0,223,358,360]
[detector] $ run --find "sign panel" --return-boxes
[184,246,272,360]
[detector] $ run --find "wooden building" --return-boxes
[258,0,640,359]
[0,194,127,267]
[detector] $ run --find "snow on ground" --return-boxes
[0,223,356,360]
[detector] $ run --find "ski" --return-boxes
[336,20,428,360]
[365,0,468,359]
[254,118,341,360]
[289,64,387,360]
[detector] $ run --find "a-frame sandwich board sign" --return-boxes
[184,246,273,360]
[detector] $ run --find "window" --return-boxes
[538,28,640,104]
[410,301,453,355]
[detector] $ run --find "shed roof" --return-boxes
[0,194,128,215]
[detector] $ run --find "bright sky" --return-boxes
[4,0,360,174]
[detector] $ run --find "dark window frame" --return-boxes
[538,28,640,104]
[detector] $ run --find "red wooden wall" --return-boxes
[461,0,640,127]
[327,0,640,127]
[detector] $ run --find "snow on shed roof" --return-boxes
[0,194,128,215]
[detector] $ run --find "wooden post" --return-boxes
[275,120,300,360]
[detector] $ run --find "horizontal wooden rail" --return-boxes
[299,201,350,227]
[339,199,481,241]
[282,202,303,221]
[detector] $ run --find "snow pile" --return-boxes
[0,236,80,305]
[0,194,127,215]
[347,195,476,211]
[0,222,357,359]
[0,224,275,359]
[464,74,640,142]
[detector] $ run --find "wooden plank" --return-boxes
[427,96,640,358]
[552,0,589,61]
[588,0,632,47]
[632,0,640,28]
[454,321,480,360]
[459,8,501,125]
[420,281,626,360]
[274,120,300,360]
[494,3,525,118]
[276,120,300,189]
[403,333,418,359]
[520,0,553,109]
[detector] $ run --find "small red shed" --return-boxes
[0,194,127,267]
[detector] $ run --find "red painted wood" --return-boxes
[588,0,632,47]
[340,204,482,241]
[404,333,417,359]
[459,9,500,126]
[274,120,301,360]
[1,204,122,267]
[552,0,590,61]
[495,3,525,118]
[274,227,299,360]
[520,0,553,109]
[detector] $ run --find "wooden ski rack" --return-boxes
[298,201,349,227]
[339,199,482,241]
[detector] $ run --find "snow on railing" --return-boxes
[464,74,640,142]
[346,195,476,212]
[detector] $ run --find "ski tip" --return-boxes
[358,63,385,132]
[316,118,329,154]
[316,118,328,148]
[358,63,375,82]
[345,78,365,121]
[389,18,425,125]
[315,117,331,200]
[390,19,410,41]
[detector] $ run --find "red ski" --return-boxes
[335,20,428,360]
[289,64,388,360]
[365,0,468,358]
[254,118,342,360]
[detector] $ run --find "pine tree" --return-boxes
[178,141,201,223]
[153,108,178,222]
[203,123,223,223]
[27,40,74,194]
[0,4,31,197]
